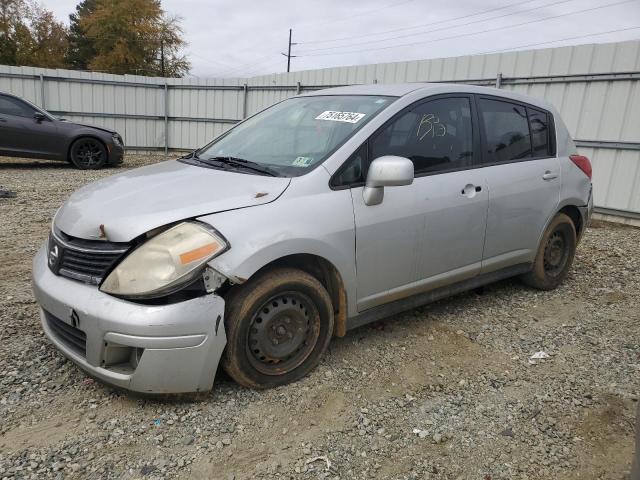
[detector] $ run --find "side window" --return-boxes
[527,107,552,157]
[332,144,366,187]
[479,98,531,163]
[0,95,35,118]
[370,97,474,175]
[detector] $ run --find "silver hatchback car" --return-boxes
[33,83,593,393]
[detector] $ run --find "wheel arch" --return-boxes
[557,204,583,238]
[225,253,348,338]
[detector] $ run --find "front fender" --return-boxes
[197,188,358,316]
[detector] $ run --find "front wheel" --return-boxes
[70,137,107,170]
[521,213,577,290]
[222,267,334,389]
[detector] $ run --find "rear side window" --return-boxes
[527,107,552,157]
[479,98,531,163]
[0,95,35,118]
[370,97,474,175]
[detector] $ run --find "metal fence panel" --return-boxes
[0,39,639,217]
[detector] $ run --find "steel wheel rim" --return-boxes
[247,291,320,376]
[75,140,103,167]
[543,229,568,276]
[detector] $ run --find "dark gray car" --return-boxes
[0,92,124,169]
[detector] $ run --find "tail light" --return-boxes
[569,154,592,179]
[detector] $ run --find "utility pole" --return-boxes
[160,38,165,77]
[281,28,297,73]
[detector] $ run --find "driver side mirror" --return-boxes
[33,112,46,122]
[363,155,414,206]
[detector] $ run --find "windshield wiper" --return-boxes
[205,156,278,177]
[180,150,201,160]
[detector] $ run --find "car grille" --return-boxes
[44,310,87,356]
[48,229,130,285]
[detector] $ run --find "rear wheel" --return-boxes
[521,213,577,290]
[222,267,334,389]
[70,137,107,170]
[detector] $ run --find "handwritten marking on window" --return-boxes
[416,114,446,141]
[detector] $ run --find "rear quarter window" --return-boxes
[479,98,532,163]
[527,107,553,157]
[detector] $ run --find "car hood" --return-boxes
[56,120,117,135]
[54,160,291,242]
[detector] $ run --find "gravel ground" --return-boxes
[0,154,639,480]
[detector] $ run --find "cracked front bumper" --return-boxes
[32,245,226,393]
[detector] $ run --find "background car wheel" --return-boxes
[521,212,577,290]
[70,137,107,170]
[222,267,334,389]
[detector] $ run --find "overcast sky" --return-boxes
[44,0,640,78]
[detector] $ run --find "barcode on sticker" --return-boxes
[315,111,366,123]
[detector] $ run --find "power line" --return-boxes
[187,51,235,68]
[298,0,574,54]
[205,25,639,78]
[206,0,420,63]
[306,0,420,29]
[298,0,636,57]
[215,54,282,77]
[474,25,640,55]
[242,57,286,77]
[298,0,543,45]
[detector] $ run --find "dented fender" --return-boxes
[198,171,359,318]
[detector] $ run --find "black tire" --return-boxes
[521,213,577,290]
[222,267,334,389]
[70,137,107,170]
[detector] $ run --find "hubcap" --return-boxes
[76,140,103,167]
[543,230,568,276]
[247,292,320,375]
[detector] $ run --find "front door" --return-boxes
[0,95,58,158]
[349,95,488,312]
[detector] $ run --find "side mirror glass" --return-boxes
[33,112,46,122]
[363,155,414,206]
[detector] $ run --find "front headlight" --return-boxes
[100,222,228,298]
[112,133,123,146]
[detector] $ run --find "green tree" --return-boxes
[66,0,97,69]
[81,0,190,76]
[0,0,68,68]
[0,0,28,64]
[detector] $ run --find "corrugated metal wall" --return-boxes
[1,40,639,217]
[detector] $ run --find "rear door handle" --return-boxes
[542,171,558,181]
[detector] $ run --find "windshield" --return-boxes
[195,95,394,177]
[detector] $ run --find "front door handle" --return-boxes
[542,171,558,181]
[461,184,482,197]
[0,117,7,123]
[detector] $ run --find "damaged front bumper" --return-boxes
[32,245,226,394]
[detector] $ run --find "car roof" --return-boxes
[299,83,427,97]
[300,82,555,112]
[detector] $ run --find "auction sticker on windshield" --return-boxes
[315,111,366,123]
[292,156,313,167]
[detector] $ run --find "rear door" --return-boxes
[476,96,560,272]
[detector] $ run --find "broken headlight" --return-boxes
[100,222,228,299]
